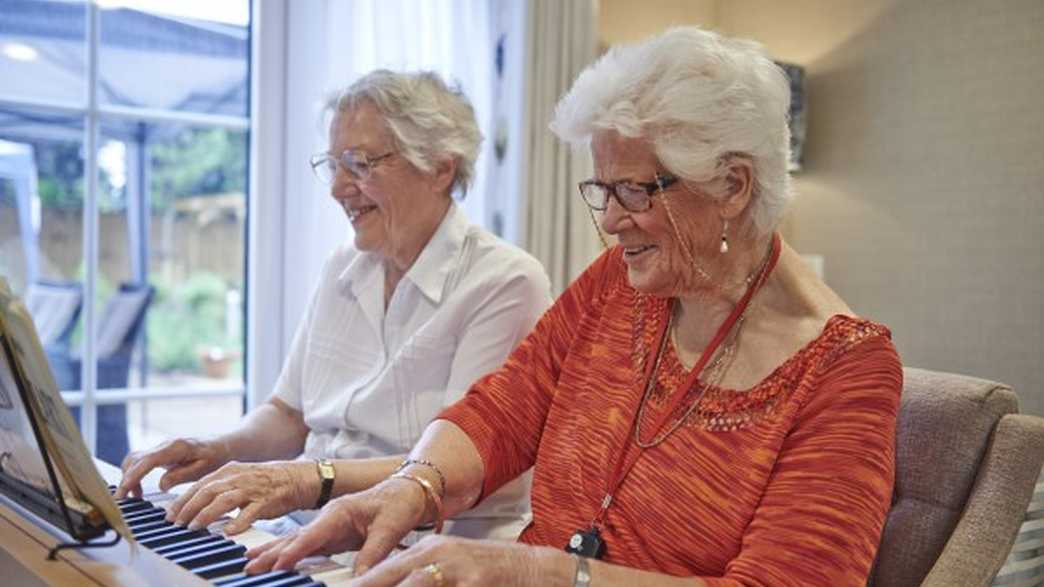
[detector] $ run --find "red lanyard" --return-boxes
[591,233,781,527]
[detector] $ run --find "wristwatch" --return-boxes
[572,554,592,587]
[314,459,335,509]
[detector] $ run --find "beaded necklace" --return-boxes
[632,233,778,447]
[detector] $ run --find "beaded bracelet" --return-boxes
[395,458,447,497]
[390,471,445,534]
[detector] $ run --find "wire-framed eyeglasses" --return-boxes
[577,173,679,212]
[309,150,396,184]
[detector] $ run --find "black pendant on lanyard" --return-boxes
[565,525,606,560]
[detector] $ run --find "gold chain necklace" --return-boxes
[631,242,773,448]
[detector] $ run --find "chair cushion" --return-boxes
[25,282,82,346]
[95,286,152,359]
[871,367,1018,586]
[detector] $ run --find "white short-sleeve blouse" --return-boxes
[273,203,552,538]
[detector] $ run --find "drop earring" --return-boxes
[719,220,729,254]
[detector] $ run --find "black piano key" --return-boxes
[292,582,326,587]
[169,543,246,569]
[134,524,189,541]
[257,575,319,587]
[124,509,168,525]
[153,534,226,557]
[118,504,154,517]
[161,538,237,562]
[193,556,250,579]
[129,519,172,535]
[213,570,295,587]
[118,500,153,514]
[138,527,207,549]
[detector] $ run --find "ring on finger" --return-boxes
[423,562,446,587]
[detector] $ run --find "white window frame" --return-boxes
[0,1,253,453]
[246,0,290,410]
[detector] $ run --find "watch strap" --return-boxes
[572,553,592,587]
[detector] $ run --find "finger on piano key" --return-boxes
[103,462,332,584]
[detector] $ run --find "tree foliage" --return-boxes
[149,127,247,209]
[15,126,246,211]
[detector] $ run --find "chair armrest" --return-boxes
[922,414,1044,587]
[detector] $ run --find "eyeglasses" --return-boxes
[577,173,679,212]
[309,149,396,184]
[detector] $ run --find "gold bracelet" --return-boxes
[389,471,445,534]
[396,458,447,497]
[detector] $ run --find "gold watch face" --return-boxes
[317,460,335,479]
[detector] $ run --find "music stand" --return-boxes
[0,279,125,558]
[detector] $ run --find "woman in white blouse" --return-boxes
[116,70,552,540]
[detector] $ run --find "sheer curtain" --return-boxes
[516,0,600,295]
[281,0,494,339]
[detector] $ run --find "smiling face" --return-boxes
[593,130,726,298]
[327,101,453,266]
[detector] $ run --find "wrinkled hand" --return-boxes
[117,438,231,498]
[165,460,317,534]
[244,477,429,575]
[349,535,549,587]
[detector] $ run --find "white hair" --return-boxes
[327,70,482,197]
[550,27,793,237]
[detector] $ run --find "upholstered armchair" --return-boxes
[869,368,1044,586]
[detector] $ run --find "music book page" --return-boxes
[0,278,132,545]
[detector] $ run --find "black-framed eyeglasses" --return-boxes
[577,173,679,212]
[309,149,396,184]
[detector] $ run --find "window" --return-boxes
[0,0,251,465]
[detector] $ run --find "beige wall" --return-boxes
[599,0,716,46]
[599,1,1044,414]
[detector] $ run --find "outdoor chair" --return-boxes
[24,280,82,349]
[47,282,154,466]
[869,367,1044,586]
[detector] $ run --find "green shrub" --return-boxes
[147,273,237,373]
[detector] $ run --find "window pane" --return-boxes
[98,1,250,117]
[88,121,246,464]
[0,0,87,106]
[97,120,248,387]
[128,395,243,452]
[145,124,247,389]
[0,106,87,434]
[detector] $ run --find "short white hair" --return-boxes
[327,70,482,197]
[550,27,792,237]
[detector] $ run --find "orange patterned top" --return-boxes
[439,247,902,586]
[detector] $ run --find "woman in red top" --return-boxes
[245,26,902,586]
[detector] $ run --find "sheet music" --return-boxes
[0,278,132,545]
[0,335,53,493]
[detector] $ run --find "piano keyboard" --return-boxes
[112,486,329,586]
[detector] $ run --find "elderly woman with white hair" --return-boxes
[244,28,902,586]
[115,70,552,541]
